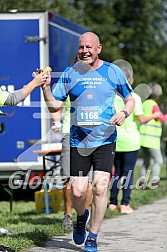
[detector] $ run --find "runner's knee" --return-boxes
[93,178,108,196]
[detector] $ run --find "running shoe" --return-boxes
[61,215,73,231]
[73,209,90,245]
[84,236,97,252]
[86,219,90,231]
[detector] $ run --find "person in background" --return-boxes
[139,82,167,188]
[109,63,161,214]
[0,72,48,107]
[40,32,135,252]
[52,99,92,231]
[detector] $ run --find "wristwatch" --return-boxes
[122,110,129,118]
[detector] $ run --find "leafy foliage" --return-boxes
[0,0,167,105]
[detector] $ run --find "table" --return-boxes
[0,174,24,212]
[33,149,62,215]
[33,149,61,173]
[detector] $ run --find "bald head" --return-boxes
[79,32,100,45]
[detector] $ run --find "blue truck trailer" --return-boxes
[0,11,87,167]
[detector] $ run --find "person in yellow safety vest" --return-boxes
[109,68,161,214]
[139,82,167,188]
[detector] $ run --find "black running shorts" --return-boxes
[70,143,116,176]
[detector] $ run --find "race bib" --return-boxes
[77,106,102,126]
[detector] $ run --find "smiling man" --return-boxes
[41,32,135,252]
[78,33,101,66]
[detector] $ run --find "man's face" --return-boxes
[78,34,102,66]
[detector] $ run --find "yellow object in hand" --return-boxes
[45,66,52,72]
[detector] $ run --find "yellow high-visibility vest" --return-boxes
[140,99,162,149]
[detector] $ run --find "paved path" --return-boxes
[27,197,167,252]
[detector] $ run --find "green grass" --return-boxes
[0,164,167,251]
[0,201,66,251]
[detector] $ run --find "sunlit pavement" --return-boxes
[27,197,167,252]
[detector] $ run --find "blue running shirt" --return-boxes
[52,61,132,148]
